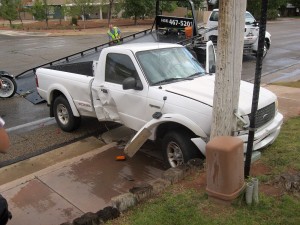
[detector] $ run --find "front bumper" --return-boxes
[192,112,283,157]
[238,112,283,152]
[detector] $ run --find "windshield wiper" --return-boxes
[187,72,205,78]
[152,77,193,86]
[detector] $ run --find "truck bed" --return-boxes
[47,61,94,77]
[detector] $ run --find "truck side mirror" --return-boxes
[123,77,143,90]
[210,65,216,74]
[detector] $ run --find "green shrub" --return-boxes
[11,24,22,29]
[70,17,78,26]
[186,11,193,18]
[267,9,279,20]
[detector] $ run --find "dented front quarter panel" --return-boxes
[124,113,209,157]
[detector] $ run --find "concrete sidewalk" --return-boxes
[264,84,300,120]
[0,129,164,225]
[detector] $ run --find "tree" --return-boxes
[177,0,205,9]
[31,0,49,29]
[0,0,18,27]
[107,0,114,25]
[120,0,176,25]
[16,0,24,27]
[247,0,287,19]
[119,0,146,25]
[288,0,300,7]
[66,0,95,29]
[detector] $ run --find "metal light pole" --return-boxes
[244,0,269,178]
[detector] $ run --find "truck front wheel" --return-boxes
[53,96,81,132]
[255,41,269,59]
[162,131,201,168]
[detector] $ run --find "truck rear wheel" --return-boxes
[53,96,81,132]
[162,130,201,168]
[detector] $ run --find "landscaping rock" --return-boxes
[162,167,184,184]
[111,193,137,212]
[148,178,171,195]
[177,164,192,176]
[73,212,100,225]
[60,223,73,225]
[129,183,153,201]
[187,158,204,172]
[275,172,300,197]
[96,206,120,222]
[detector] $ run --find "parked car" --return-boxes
[204,9,271,58]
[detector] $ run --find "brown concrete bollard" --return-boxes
[206,136,245,203]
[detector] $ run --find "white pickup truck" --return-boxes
[204,9,271,58]
[36,42,283,168]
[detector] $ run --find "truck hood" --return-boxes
[163,75,276,115]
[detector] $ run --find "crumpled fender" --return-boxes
[48,84,80,117]
[124,113,208,157]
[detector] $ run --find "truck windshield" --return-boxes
[245,12,256,24]
[136,47,205,86]
[210,11,256,25]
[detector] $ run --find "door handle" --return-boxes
[101,88,108,93]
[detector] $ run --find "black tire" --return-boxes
[162,130,201,168]
[255,40,269,59]
[262,41,269,59]
[53,96,81,132]
[0,76,17,98]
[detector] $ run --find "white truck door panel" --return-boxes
[95,50,149,131]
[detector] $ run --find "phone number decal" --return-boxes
[161,18,193,27]
[157,16,194,29]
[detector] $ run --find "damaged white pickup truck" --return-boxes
[36,42,283,168]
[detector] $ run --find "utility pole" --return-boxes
[210,0,247,139]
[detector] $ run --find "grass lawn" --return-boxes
[108,117,300,225]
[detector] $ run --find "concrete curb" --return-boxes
[60,158,204,225]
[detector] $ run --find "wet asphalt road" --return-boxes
[241,18,300,82]
[0,18,299,165]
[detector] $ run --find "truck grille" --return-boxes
[249,103,275,128]
[243,43,253,55]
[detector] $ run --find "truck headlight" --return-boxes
[234,110,249,131]
[237,118,246,131]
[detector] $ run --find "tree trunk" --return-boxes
[108,2,113,25]
[210,0,247,139]
[134,14,137,25]
[45,18,48,29]
[18,12,24,28]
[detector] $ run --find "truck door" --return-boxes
[206,40,216,74]
[96,50,149,131]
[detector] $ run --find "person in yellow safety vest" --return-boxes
[107,24,121,45]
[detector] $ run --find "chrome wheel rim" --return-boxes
[263,43,268,58]
[57,103,69,125]
[166,141,184,167]
[0,77,14,97]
